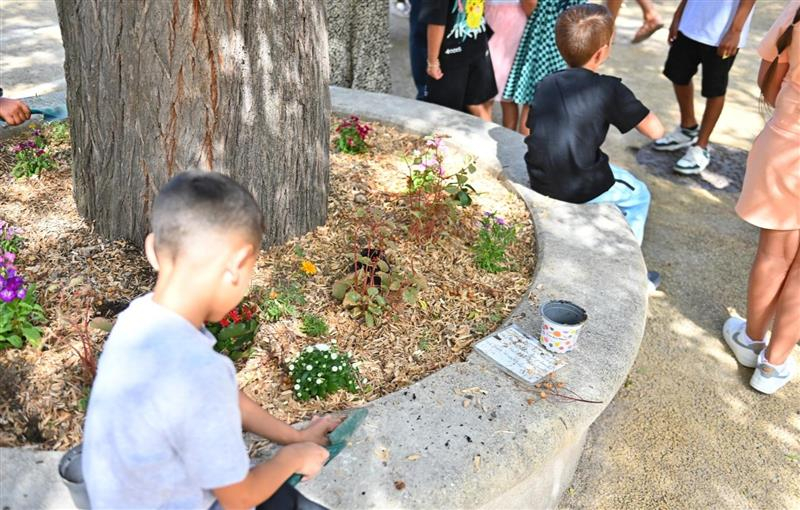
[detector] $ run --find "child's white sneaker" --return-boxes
[674,145,710,175]
[750,351,796,395]
[653,125,699,151]
[722,317,767,368]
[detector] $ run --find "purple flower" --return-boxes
[35,149,45,157]
[0,288,14,302]
[3,252,15,264]
[495,217,507,226]
[15,286,26,300]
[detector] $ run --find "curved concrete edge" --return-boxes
[0,87,647,510]
[295,87,648,509]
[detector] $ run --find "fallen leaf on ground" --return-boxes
[406,454,421,461]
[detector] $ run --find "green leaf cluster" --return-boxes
[300,314,329,337]
[262,283,306,322]
[12,133,55,179]
[473,214,518,273]
[336,126,369,154]
[332,257,426,328]
[207,319,259,361]
[0,285,45,350]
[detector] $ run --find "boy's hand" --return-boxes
[427,61,444,80]
[0,97,31,126]
[717,29,741,59]
[667,22,679,45]
[283,442,330,481]
[298,415,344,446]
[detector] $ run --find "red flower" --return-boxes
[220,318,230,327]
[229,309,241,323]
[242,306,254,321]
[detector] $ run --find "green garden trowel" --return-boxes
[287,407,368,486]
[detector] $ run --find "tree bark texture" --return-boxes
[325,0,391,93]
[55,0,330,247]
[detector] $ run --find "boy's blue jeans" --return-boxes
[588,165,651,246]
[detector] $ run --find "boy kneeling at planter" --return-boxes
[82,171,340,510]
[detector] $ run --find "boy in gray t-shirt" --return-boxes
[83,172,339,509]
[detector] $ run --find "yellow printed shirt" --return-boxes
[420,0,492,62]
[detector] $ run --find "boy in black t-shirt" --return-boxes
[525,4,664,255]
[420,0,497,120]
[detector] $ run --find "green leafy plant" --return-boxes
[0,221,24,254]
[262,283,305,322]
[335,115,371,154]
[288,343,361,401]
[405,136,477,206]
[206,302,259,360]
[300,314,329,337]
[11,128,55,179]
[332,262,426,328]
[0,252,45,349]
[48,121,70,145]
[473,212,517,273]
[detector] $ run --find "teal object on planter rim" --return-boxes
[287,408,368,486]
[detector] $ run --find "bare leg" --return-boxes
[696,95,725,149]
[466,100,493,121]
[518,105,530,136]
[606,0,623,19]
[762,232,800,365]
[673,83,698,129]
[500,101,519,131]
[745,229,800,342]
[636,0,662,24]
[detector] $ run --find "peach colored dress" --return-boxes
[736,0,800,230]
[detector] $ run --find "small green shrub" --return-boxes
[473,212,517,273]
[48,121,70,144]
[11,128,54,179]
[300,314,329,337]
[288,343,360,401]
[262,283,305,322]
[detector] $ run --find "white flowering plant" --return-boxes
[288,342,361,401]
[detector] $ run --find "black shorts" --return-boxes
[255,482,327,510]
[426,48,497,111]
[663,32,737,98]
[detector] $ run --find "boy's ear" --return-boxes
[225,243,256,285]
[144,233,160,271]
[592,44,610,65]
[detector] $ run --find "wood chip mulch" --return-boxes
[0,118,535,450]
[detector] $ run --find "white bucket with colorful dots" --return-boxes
[540,300,587,354]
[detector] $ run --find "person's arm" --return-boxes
[717,0,756,57]
[635,112,665,140]
[521,0,537,17]
[239,391,342,446]
[757,59,790,107]
[213,442,329,510]
[427,24,445,79]
[0,97,31,126]
[668,0,688,45]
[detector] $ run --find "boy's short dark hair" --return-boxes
[555,4,614,68]
[152,171,264,254]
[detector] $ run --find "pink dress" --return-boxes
[484,1,528,102]
[736,0,800,230]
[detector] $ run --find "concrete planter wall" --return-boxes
[295,88,649,509]
[0,87,647,510]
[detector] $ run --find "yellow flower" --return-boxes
[300,260,318,276]
[269,290,279,300]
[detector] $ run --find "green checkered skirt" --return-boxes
[502,0,586,105]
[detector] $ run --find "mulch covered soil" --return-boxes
[0,118,534,450]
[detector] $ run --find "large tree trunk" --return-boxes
[55,0,330,247]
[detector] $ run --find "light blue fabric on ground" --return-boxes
[588,165,651,245]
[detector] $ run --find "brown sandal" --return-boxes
[631,21,664,44]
